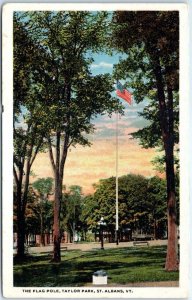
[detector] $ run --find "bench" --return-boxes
[133,241,149,247]
[61,246,68,251]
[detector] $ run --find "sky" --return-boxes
[31,52,158,195]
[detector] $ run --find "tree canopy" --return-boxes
[60,185,83,242]
[82,174,168,240]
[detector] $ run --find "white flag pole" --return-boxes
[115,81,132,245]
[115,111,119,245]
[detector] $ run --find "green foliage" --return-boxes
[112,11,179,84]
[60,185,83,239]
[14,15,49,184]
[16,11,123,147]
[131,93,179,150]
[28,178,54,239]
[82,174,168,237]
[24,186,53,235]
[32,177,54,197]
[14,13,49,134]
[111,11,179,150]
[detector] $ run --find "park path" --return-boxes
[90,281,179,287]
[28,239,168,254]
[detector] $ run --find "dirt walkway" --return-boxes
[28,240,168,254]
[104,281,179,287]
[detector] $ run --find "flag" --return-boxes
[116,81,132,105]
[116,81,124,93]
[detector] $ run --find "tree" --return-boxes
[147,177,167,239]
[111,11,179,270]
[19,11,123,261]
[23,187,51,244]
[83,174,167,241]
[61,185,83,243]
[13,15,49,257]
[80,194,99,241]
[24,187,40,243]
[32,177,54,246]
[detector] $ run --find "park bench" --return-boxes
[61,246,68,251]
[133,241,149,247]
[28,241,36,247]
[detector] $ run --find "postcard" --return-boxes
[2,2,190,299]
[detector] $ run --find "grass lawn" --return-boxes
[14,246,179,287]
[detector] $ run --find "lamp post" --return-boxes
[98,217,106,250]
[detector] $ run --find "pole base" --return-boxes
[115,230,119,245]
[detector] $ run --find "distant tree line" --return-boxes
[14,174,179,245]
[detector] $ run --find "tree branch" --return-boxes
[60,84,71,178]
[167,86,174,137]
[13,165,19,187]
[60,132,69,179]
[30,138,43,168]
[22,142,34,212]
[14,155,22,169]
[56,131,61,175]
[67,138,74,149]
[48,136,56,172]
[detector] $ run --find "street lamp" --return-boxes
[98,217,106,250]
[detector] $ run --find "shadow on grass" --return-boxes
[86,246,167,262]
[14,246,178,287]
[14,250,82,265]
[14,258,125,287]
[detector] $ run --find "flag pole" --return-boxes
[115,80,132,245]
[115,111,119,245]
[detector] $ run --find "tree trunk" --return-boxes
[72,221,76,243]
[40,207,45,246]
[83,230,87,241]
[15,141,35,258]
[165,191,178,270]
[49,85,70,261]
[16,176,26,258]
[53,175,62,262]
[164,88,178,270]
[154,219,157,240]
[153,57,178,271]
[17,209,26,257]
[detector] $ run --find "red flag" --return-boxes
[116,88,132,105]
